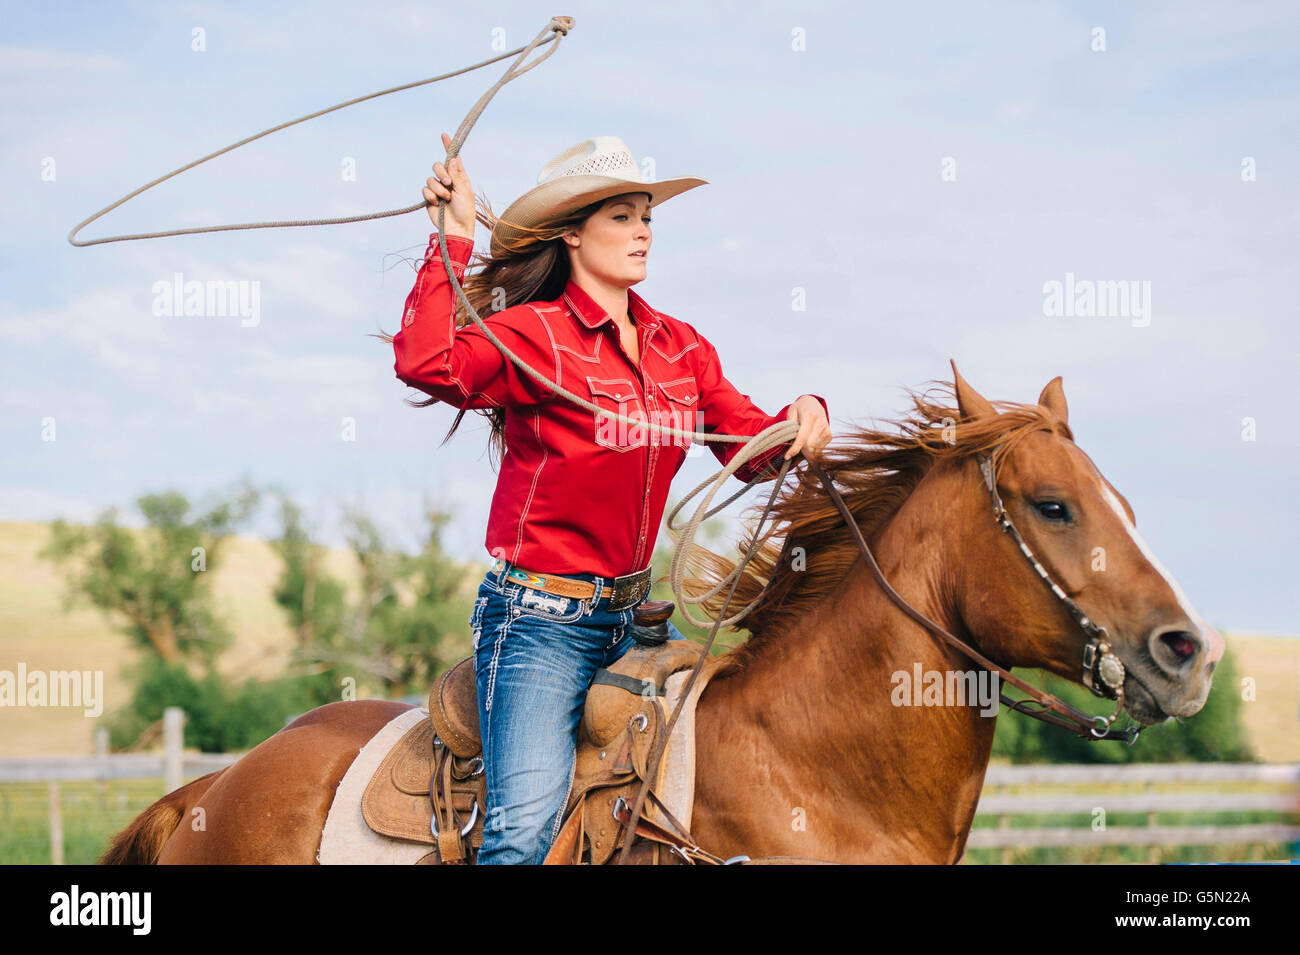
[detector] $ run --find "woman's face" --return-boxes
[564,192,653,287]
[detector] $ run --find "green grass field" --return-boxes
[0,780,165,865]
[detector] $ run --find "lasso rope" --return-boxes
[66,27,568,245]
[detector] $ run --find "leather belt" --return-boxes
[493,559,651,611]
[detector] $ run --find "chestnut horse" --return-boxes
[103,367,1222,864]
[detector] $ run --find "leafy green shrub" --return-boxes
[105,656,339,753]
[992,645,1252,763]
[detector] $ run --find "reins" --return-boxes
[66,15,1139,868]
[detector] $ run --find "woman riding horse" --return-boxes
[390,133,832,863]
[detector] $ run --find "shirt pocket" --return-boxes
[586,376,645,452]
[653,375,700,449]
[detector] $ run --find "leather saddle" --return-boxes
[360,599,724,864]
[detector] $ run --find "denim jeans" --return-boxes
[468,559,686,865]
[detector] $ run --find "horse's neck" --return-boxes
[695,468,997,862]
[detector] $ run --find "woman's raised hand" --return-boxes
[425,131,476,240]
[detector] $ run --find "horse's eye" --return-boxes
[1035,500,1070,522]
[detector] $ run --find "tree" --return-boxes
[268,495,348,659]
[39,477,260,666]
[268,494,474,699]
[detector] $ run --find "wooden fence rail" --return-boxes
[0,753,240,783]
[971,762,1300,859]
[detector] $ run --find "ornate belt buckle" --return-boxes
[609,567,649,609]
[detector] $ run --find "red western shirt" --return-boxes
[393,232,829,579]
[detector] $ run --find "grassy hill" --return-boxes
[0,520,485,757]
[1,519,1296,760]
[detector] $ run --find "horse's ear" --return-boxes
[1037,375,1069,426]
[950,360,996,421]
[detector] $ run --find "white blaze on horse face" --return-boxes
[1097,482,1225,663]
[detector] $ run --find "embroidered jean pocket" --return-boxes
[587,376,644,452]
[468,594,490,650]
[510,585,589,624]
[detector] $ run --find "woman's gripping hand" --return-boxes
[425,131,476,240]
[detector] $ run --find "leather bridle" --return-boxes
[806,452,1140,744]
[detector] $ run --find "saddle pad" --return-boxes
[317,706,432,865]
[361,713,472,844]
[647,660,716,833]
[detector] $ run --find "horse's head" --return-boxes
[949,361,1223,726]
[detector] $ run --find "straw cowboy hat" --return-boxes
[489,135,708,257]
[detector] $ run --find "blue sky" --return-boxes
[2,1,1297,635]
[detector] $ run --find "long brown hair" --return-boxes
[373,192,613,469]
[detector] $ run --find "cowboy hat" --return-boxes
[489,135,707,257]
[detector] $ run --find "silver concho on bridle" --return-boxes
[1083,637,1126,696]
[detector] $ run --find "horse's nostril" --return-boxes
[1159,630,1198,663]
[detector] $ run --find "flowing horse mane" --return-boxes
[681,379,1075,674]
